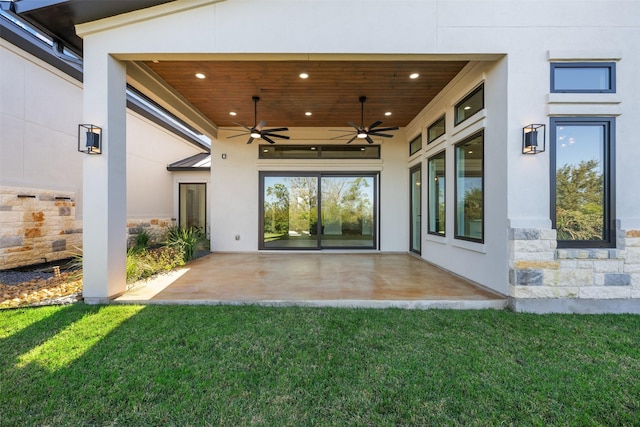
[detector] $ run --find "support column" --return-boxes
[82,51,127,303]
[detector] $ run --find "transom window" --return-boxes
[260,145,380,159]
[409,134,422,156]
[427,115,446,143]
[454,84,484,126]
[550,62,616,93]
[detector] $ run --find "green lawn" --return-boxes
[1,305,639,425]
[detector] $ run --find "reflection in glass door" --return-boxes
[410,165,422,254]
[179,183,206,231]
[260,173,377,249]
[262,175,318,249]
[321,176,375,248]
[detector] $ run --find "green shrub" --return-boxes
[126,246,186,284]
[165,225,207,262]
[131,229,151,251]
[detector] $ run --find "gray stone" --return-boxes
[0,205,12,211]
[58,206,71,216]
[511,228,540,241]
[39,195,55,201]
[604,273,631,286]
[513,269,543,286]
[52,239,66,252]
[63,228,83,234]
[0,236,23,248]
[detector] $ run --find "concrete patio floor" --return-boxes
[115,253,507,309]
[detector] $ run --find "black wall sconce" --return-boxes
[78,124,102,154]
[522,124,545,154]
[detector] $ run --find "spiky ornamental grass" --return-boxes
[1,305,639,426]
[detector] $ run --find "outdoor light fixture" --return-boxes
[522,124,545,154]
[78,124,102,154]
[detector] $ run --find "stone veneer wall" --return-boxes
[509,226,640,312]
[126,218,176,248]
[0,186,82,270]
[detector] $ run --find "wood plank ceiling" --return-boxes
[144,60,469,129]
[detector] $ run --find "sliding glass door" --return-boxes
[321,176,375,248]
[260,173,377,249]
[262,175,318,249]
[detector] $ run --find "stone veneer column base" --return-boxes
[509,226,640,313]
[509,298,640,314]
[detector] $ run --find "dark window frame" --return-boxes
[258,171,380,251]
[409,163,422,254]
[178,182,207,232]
[409,134,422,156]
[454,130,484,244]
[454,84,484,126]
[427,150,446,237]
[259,145,381,159]
[427,115,446,144]
[550,117,616,248]
[550,62,616,93]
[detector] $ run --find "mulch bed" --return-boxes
[0,272,83,309]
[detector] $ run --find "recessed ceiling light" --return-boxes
[310,147,317,150]
[464,106,471,110]
[299,72,309,79]
[229,111,237,116]
[195,73,206,79]
[305,112,312,116]
[385,112,392,116]
[409,73,420,79]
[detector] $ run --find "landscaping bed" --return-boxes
[0,269,82,309]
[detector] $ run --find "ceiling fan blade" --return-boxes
[255,120,266,131]
[365,136,375,144]
[226,132,250,139]
[233,122,253,132]
[263,127,289,133]
[368,120,383,130]
[330,133,353,140]
[265,133,290,140]
[369,132,394,138]
[246,137,255,144]
[370,126,399,132]
[348,122,360,131]
[262,135,277,144]
[346,135,358,144]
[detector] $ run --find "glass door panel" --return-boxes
[320,176,375,248]
[262,176,318,249]
[179,183,206,231]
[410,166,421,254]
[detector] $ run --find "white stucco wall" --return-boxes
[1,39,83,197]
[0,38,207,269]
[126,110,207,219]
[76,0,640,299]
[0,39,205,220]
[211,128,408,252]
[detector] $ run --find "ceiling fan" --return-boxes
[226,96,289,144]
[331,96,399,144]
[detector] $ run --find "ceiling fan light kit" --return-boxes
[226,95,398,145]
[226,96,290,144]
[330,96,400,144]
